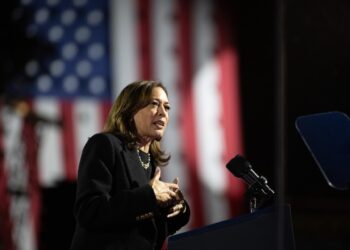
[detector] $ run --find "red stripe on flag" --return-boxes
[0,105,15,250]
[177,0,205,228]
[22,100,41,248]
[137,0,153,79]
[60,101,78,181]
[215,2,247,216]
[100,101,112,130]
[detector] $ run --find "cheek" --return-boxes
[166,116,169,125]
[133,117,141,131]
[136,114,152,131]
[133,113,146,130]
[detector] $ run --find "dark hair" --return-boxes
[104,80,170,166]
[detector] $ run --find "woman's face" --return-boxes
[133,87,170,142]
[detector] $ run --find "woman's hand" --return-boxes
[166,178,187,218]
[166,200,186,218]
[149,167,179,207]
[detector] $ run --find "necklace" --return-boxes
[137,149,151,170]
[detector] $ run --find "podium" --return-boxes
[168,204,295,250]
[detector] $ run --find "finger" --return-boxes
[149,168,161,185]
[167,210,180,218]
[154,167,161,180]
[167,183,179,190]
[166,204,182,218]
[172,177,179,185]
[167,189,177,198]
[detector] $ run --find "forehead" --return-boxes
[150,87,169,101]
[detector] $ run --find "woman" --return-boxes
[70,80,190,250]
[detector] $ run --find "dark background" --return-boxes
[2,0,350,249]
[236,0,350,249]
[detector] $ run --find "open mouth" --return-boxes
[154,120,165,128]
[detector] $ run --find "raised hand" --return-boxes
[149,167,179,207]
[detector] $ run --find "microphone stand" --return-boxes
[247,176,275,213]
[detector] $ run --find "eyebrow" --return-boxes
[152,98,170,105]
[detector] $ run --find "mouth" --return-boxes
[153,120,165,129]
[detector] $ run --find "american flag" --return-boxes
[0,0,247,249]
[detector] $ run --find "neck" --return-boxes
[137,137,151,153]
[138,144,150,153]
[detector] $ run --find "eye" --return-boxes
[151,100,160,107]
[164,105,171,111]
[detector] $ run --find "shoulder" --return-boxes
[80,133,125,165]
[87,132,124,151]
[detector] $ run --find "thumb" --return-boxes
[154,167,161,180]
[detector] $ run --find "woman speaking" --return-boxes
[70,80,190,250]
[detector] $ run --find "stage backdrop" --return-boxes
[0,0,246,249]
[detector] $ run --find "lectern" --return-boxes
[168,204,295,250]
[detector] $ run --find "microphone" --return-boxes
[226,155,275,210]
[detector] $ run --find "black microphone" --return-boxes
[226,155,275,200]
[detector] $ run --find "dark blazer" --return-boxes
[70,132,190,250]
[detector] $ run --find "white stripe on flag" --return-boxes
[11,197,36,250]
[193,60,230,223]
[73,99,104,165]
[193,0,231,224]
[34,98,65,186]
[193,0,216,67]
[2,108,25,180]
[110,0,139,97]
[151,0,189,197]
[1,107,36,250]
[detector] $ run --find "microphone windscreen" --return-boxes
[226,155,252,177]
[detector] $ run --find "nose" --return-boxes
[157,104,167,117]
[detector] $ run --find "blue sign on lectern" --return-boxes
[295,111,350,190]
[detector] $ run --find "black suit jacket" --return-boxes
[70,133,190,250]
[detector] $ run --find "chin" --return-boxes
[154,134,163,141]
[153,131,164,141]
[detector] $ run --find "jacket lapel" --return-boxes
[122,148,149,187]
